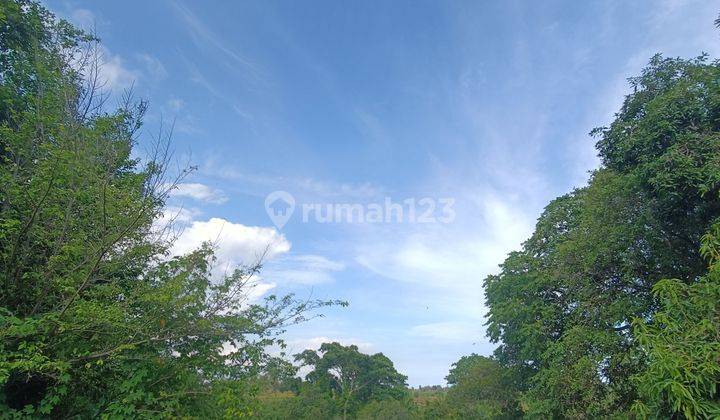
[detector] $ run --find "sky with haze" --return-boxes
[47,0,720,386]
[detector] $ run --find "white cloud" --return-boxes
[56,6,138,95]
[156,205,200,226]
[169,183,228,204]
[162,213,342,300]
[355,192,534,288]
[206,161,383,201]
[169,217,289,302]
[245,281,278,302]
[350,187,536,327]
[172,217,291,269]
[159,215,303,306]
[99,48,139,92]
[58,8,149,95]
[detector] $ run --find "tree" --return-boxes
[484,52,720,417]
[444,354,520,419]
[295,342,408,419]
[631,222,720,418]
[255,356,302,394]
[0,1,340,416]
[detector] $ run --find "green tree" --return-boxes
[443,354,520,419]
[255,356,302,394]
[631,222,720,418]
[0,1,340,416]
[484,52,720,418]
[295,342,408,419]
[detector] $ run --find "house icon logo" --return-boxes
[265,191,295,228]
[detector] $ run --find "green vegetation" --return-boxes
[253,343,412,419]
[483,53,720,419]
[0,1,718,418]
[0,1,340,416]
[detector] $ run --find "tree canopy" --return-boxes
[295,342,408,418]
[484,53,720,418]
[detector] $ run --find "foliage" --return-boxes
[295,342,408,419]
[443,355,520,419]
[252,342,415,419]
[631,223,720,418]
[0,1,340,417]
[253,386,340,420]
[356,399,415,419]
[484,51,720,418]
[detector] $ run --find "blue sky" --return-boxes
[49,0,719,386]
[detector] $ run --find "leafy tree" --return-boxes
[484,51,720,418]
[295,342,408,419]
[255,356,302,394]
[0,1,340,416]
[442,354,520,419]
[631,222,720,418]
[446,354,483,386]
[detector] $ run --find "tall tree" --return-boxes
[484,53,720,417]
[295,342,408,419]
[445,354,521,419]
[0,1,339,416]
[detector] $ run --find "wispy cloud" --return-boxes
[207,164,383,202]
[69,8,97,30]
[353,192,535,320]
[177,52,256,121]
[166,98,185,112]
[285,336,374,354]
[52,7,139,93]
[136,53,168,80]
[170,2,262,80]
[265,254,345,285]
[169,182,228,204]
